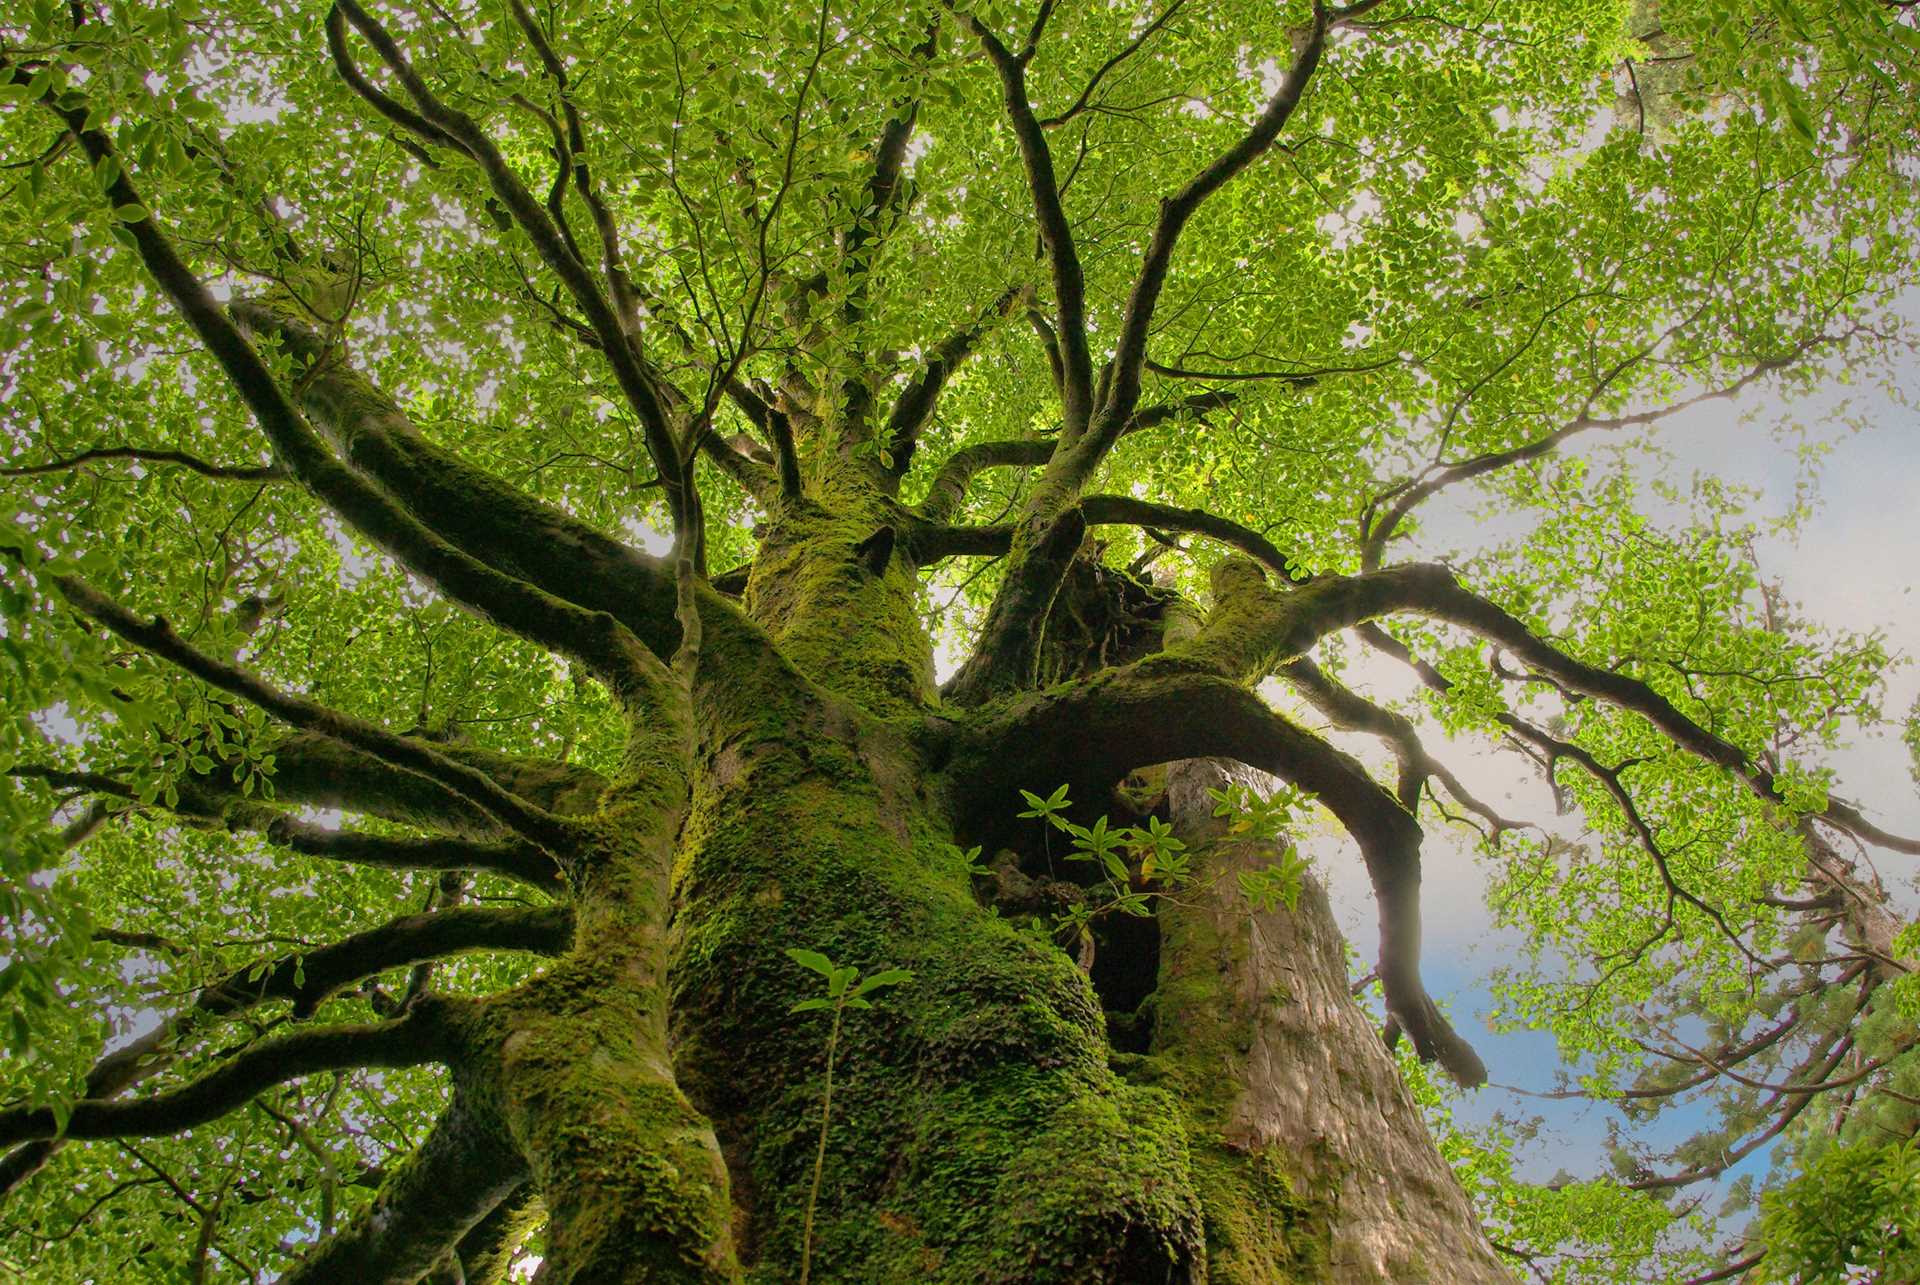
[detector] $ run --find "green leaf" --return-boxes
[784,947,836,979]
[850,968,911,997]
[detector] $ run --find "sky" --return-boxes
[1304,335,1920,1205]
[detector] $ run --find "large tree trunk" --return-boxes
[626,530,1508,1281]
[1156,759,1509,1282]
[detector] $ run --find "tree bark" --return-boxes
[1155,759,1510,1282]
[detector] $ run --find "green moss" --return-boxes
[473,957,739,1283]
[1189,1148,1334,1282]
[742,502,936,718]
[666,690,1207,1281]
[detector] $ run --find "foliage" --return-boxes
[785,948,911,1285]
[1755,1137,1920,1283]
[0,0,1916,1277]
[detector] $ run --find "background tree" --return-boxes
[1,0,1917,1280]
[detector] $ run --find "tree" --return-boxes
[1,0,1917,1279]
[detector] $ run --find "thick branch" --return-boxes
[937,391,1239,703]
[196,904,572,1021]
[239,811,563,891]
[914,438,1053,525]
[282,1095,526,1285]
[1176,557,1919,856]
[0,1007,452,1147]
[1283,655,1520,832]
[231,298,688,645]
[905,494,1302,582]
[948,661,1486,1084]
[48,573,586,856]
[911,392,1233,525]
[243,731,607,839]
[29,80,664,679]
[960,14,1095,433]
[940,506,1088,703]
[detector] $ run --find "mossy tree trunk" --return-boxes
[36,11,1880,1276]
[6,437,1521,1282]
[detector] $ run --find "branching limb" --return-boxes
[1282,656,1522,832]
[229,298,688,643]
[0,446,283,482]
[435,1183,540,1285]
[1358,337,1846,568]
[0,1005,453,1147]
[914,438,1053,525]
[21,76,671,678]
[1027,305,1066,396]
[959,12,1095,434]
[1627,1015,1864,1191]
[940,506,1088,703]
[910,391,1233,525]
[229,730,607,840]
[1,901,562,1196]
[1082,6,1332,457]
[1144,353,1397,385]
[0,1022,171,1198]
[940,404,1237,701]
[905,494,1303,581]
[235,810,564,891]
[1035,0,1190,128]
[940,8,1343,699]
[195,904,573,1021]
[882,284,1028,483]
[1184,558,1920,857]
[325,2,695,541]
[45,573,587,856]
[948,662,1486,1084]
[504,0,645,333]
[281,1094,526,1285]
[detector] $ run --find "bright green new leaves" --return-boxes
[785,947,913,1014]
[1,0,1917,1277]
[1756,1137,1920,1282]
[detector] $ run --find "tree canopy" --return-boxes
[2,0,1918,1279]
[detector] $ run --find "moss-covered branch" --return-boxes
[232,295,691,659]
[914,438,1053,525]
[257,730,608,838]
[195,904,572,1021]
[27,75,669,678]
[241,811,564,891]
[47,573,589,856]
[0,1005,454,1147]
[280,1094,527,1285]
